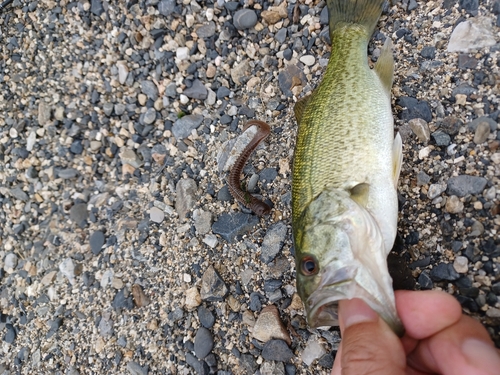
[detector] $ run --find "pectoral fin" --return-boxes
[349,183,370,207]
[374,38,394,95]
[392,133,403,188]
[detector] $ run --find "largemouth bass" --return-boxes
[292,0,404,335]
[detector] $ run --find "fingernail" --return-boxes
[339,298,379,329]
[462,339,500,373]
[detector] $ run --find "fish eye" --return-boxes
[301,255,318,276]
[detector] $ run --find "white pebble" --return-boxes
[176,47,190,60]
[3,253,18,273]
[180,94,189,104]
[203,234,218,248]
[301,336,326,366]
[9,128,18,138]
[300,55,315,66]
[59,258,76,285]
[150,206,165,223]
[453,256,469,273]
[101,269,114,288]
[206,8,214,21]
[418,146,431,159]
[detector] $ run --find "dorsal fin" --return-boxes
[374,38,394,96]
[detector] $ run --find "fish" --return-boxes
[291,0,404,335]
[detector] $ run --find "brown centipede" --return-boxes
[228,120,272,216]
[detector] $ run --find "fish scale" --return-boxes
[291,0,404,335]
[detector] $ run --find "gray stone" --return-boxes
[428,183,447,199]
[197,306,215,328]
[158,0,176,16]
[165,82,177,97]
[408,118,430,142]
[90,231,105,255]
[183,80,208,100]
[431,130,451,146]
[473,120,491,144]
[115,103,126,115]
[4,324,16,344]
[113,288,134,311]
[70,203,88,224]
[275,28,287,44]
[98,312,113,337]
[418,272,433,289]
[278,64,307,97]
[194,327,214,359]
[120,148,143,168]
[196,22,216,38]
[57,168,79,179]
[430,263,460,281]
[416,171,431,186]
[103,102,114,116]
[175,178,197,221]
[261,222,288,263]
[447,175,488,197]
[240,354,258,374]
[260,361,285,375]
[91,0,104,16]
[211,212,260,243]
[185,352,210,375]
[408,0,418,11]
[467,116,497,133]
[261,340,293,362]
[193,209,212,235]
[440,116,463,135]
[172,114,203,140]
[141,80,158,101]
[397,97,432,123]
[10,186,29,201]
[150,207,165,223]
[143,108,157,125]
[233,9,258,30]
[3,253,18,273]
[448,17,496,53]
[200,265,228,301]
[126,361,149,375]
[38,101,51,125]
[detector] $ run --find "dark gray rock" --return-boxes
[46,317,63,339]
[240,354,258,373]
[458,54,478,69]
[317,352,334,368]
[467,116,497,132]
[233,9,257,30]
[262,340,293,362]
[200,265,228,301]
[57,168,79,179]
[165,83,177,98]
[259,168,278,185]
[158,0,176,16]
[211,212,260,243]
[90,231,105,255]
[91,0,104,16]
[194,327,214,359]
[113,288,134,311]
[70,140,83,154]
[197,306,215,328]
[408,0,418,11]
[440,116,462,135]
[396,97,432,122]
[285,364,297,375]
[142,108,157,125]
[216,86,231,99]
[320,6,328,24]
[196,22,216,38]
[185,352,210,375]
[172,115,203,140]
[126,361,149,375]
[70,203,88,224]
[452,83,475,97]
[98,312,113,337]
[183,80,208,100]
[459,0,478,15]
[431,130,451,146]
[275,28,287,44]
[9,186,28,201]
[141,80,158,101]
[430,263,460,281]
[4,324,16,344]
[417,272,433,289]
[447,175,488,197]
[420,46,435,59]
[249,292,264,312]
[279,64,307,97]
[261,221,288,263]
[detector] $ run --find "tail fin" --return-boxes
[327,0,385,38]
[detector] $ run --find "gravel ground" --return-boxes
[0,0,499,374]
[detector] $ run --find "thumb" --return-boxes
[333,299,406,375]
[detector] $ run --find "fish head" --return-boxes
[293,186,404,335]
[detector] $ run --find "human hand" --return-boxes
[331,290,500,375]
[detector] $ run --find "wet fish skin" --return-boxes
[292,0,404,335]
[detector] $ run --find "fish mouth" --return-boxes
[304,264,404,335]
